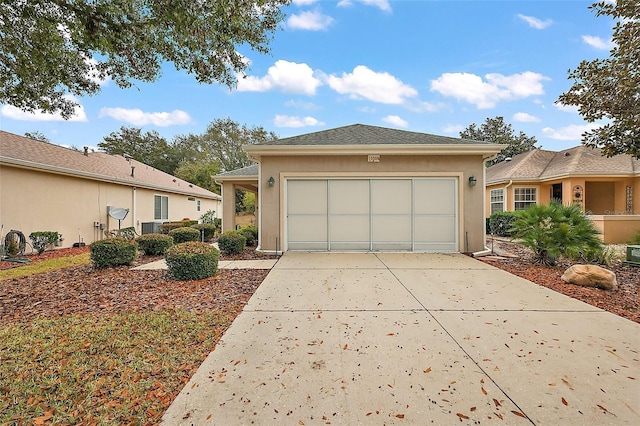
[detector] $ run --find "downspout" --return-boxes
[132,187,137,231]
[474,179,512,258]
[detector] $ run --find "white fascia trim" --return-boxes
[245,144,505,158]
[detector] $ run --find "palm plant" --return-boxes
[510,201,604,266]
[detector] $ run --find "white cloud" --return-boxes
[237,60,322,95]
[554,102,579,113]
[287,10,334,31]
[284,100,320,110]
[542,123,599,141]
[99,108,192,126]
[517,14,552,29]
[430,71,549,109]
[327,65,417,104]
[513,112,540,123]
[292,0,318,5]
[273,115,324,128]
[382,115,408,128]
[1,96,87,122]
[581,35,615,50]
[360,0,391,12]
[442,124,464,135]
[337,0,352,7]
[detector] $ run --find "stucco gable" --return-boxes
[0,130,220,199]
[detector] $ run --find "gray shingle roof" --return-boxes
[487,146,640,183]
[258,124,486,146]
[215,164,258,178]
[0,130,221,199]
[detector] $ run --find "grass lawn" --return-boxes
[0,249,262,424]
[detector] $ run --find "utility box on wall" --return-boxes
[625,245,640,266]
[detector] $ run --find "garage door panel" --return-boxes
[372,179,411,214]
[414,216,456,243]
[414,179,456,215]
[330,214,370,250]
[372,215,412,242]
[330,180,369,214]
[288,180,327,214]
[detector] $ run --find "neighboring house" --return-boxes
[215,124,503,254]
[486,146,640,243]
[0,131,221,249]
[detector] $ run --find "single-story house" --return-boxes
[215,124,503,254]
[486,146,640,243]
[0,131,221,249]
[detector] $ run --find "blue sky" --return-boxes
[1,0,615,152]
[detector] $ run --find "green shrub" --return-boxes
[136,233,173,255]
[90,238,138,268]
[488,211,518,237]
[199,210,217,224]
[191,224,216,241]
[510,201,604,266]
[240,225,258,246]
[628,230,640,245]
[165,242,219,280]
[213,218,222,235]
[159,220,198,234]
[29,231,60,254]
[168,227,200,244]
[218,230,246,255]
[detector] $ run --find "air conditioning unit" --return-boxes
[141,222,161,235]
[625,245,640,266]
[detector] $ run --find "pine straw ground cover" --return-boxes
[0,247,269,425]
[1,242,638,424]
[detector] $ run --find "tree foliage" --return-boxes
[174,161,221,193]
[24,131,50,143]
[557,1,639,159]
[460,116,538,165]
[0,0,290,118]
[98,127,179,174]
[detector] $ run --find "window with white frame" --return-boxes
[154,195,168,220]
[490,189,504,214]
[514,187,537,210]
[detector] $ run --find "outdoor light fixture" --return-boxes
[268,176,275,187]
[468,176,477,187]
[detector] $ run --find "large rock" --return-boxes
[561,265,618,291]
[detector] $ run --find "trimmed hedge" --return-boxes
[90,238,138,268]
[218,230,246,255]
[165,242,219,280]
[240,225,258,246]
[159,220,198,234]
[29,231,59,254]
[136,233,173,255]
[168,227,200,244]
[191,224,216,241]
[488,211,518,237]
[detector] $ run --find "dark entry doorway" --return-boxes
[552,183,563,202]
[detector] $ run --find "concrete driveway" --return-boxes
[162,253,640,425]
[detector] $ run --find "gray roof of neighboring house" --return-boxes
[487,146,640,183]
[0,130,221,199]
[215,164,258,178]
[256,123,487,146]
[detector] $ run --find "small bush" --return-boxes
[136,234,173,255]
[199,210,217,224]
[218,230,246,255]
[165,242,219,280]
[90,238,138,268]
[29,231,60,254]
[168,227,200,244]
[191,224,216,241]
[240,225,258,246]
[628,230,640,245]
[488,211,518,237]
[159,220,198,234]
[510,201,603,266]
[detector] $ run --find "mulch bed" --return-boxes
[1,241,637,325]
[480,239,639,324]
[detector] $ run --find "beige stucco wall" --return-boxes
[257,154,487,253]
[0,166,219,249]
[590,215,640,244]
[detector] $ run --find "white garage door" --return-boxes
[287,178,458,252]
